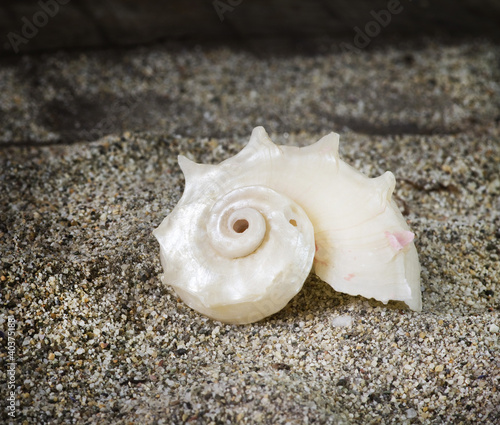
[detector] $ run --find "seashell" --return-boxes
[154,127,421,324]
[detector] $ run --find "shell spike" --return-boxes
[373,171,396,203]
[249,126,275,148]
[301,132,340,165]
[178,155,213,184]
[235,126,282,162]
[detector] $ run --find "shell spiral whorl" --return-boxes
[154,127,422,324]
[207,186,268,259]
[156,184,315,324]
[207,186,313,261]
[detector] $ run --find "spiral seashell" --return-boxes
[154,127,421,324]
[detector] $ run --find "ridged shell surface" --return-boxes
[154,127,421,324]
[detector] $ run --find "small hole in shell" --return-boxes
[289,219,297,227]
[233,219,249,233]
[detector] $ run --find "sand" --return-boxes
[0,38,499,424]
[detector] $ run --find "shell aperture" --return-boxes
[153,127,422,324]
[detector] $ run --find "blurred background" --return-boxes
[0,1,499,145]
[1,0,500,55]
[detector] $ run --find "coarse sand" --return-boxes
[1,38,499,424]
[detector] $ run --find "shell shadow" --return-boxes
[268,272,410,324]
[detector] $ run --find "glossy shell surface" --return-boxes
[154,127,421,323]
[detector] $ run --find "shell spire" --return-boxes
[154,127,422,324]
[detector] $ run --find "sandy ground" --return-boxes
[0,38,499,424]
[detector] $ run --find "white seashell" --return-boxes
[154,127,421,324]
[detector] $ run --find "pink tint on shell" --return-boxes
[385,230,415,251]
